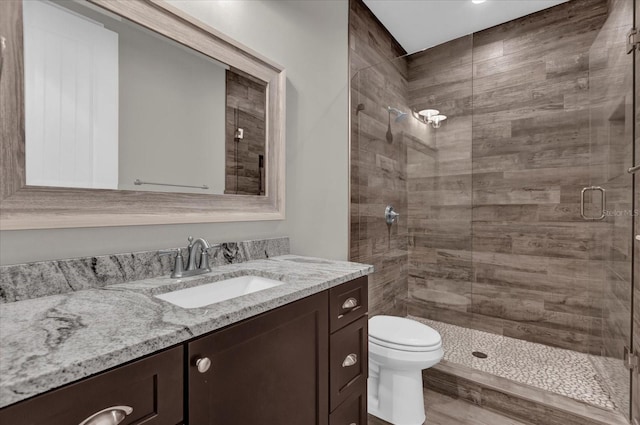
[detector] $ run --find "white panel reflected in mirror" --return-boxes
[23,0,119,189]
[22,0,267,196]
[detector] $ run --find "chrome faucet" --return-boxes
[159,236,220,279]
[186,236,213,272]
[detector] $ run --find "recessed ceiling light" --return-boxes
[472,0,487,4]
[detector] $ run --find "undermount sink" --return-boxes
[155,275,284,309]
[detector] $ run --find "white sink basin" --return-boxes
[155,275,284,309]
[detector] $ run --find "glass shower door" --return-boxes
[587,0,635,419]
[351,54,413,319]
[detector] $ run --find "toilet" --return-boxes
[368,316,444,425]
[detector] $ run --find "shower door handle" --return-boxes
[580,186,606,221]
[0,36,6,81]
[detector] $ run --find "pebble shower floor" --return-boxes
[410,316,620,412]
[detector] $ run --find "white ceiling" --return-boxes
[362,0,569,54]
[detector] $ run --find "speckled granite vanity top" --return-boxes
[0,255,373,408]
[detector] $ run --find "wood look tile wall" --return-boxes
[225,70,266,195]
[349,0,410,317]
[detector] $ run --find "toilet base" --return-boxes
[367,366,426,425]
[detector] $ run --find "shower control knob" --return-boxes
[636,235,640,241]
[385,205,400,225]
[195,357,211,373]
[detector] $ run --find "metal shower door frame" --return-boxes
[631,0,639,423]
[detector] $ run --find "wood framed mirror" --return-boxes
[0,0,285,230]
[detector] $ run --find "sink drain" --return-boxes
[472,351,488,359]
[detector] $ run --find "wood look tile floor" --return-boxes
[368,389,528,425]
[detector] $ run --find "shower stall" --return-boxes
[350,0,638,423]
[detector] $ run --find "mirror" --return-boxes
[22,0,267,196]
[0,0,285,230]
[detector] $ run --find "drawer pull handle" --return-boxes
[342,353,358,367]
[341,297,359,311]
[196,357,212,373]
[79,405,133,425]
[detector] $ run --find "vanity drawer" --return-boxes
[330,316,368,411]
[329,387,366,425]
[330,276,368,333]
[0,346,183,425]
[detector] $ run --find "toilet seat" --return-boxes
[370,335,442,352]
[369,316,442,352]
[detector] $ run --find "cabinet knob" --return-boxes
[78,405,133,425]
[195,357,212,373]
[342,353,358,367]
[341,297,359,311]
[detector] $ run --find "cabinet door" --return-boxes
[188,291,329,425]
[0,346,183,425]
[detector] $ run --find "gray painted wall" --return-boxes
[0,0,349,265]
[115,18,228,195]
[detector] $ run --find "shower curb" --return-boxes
[424,360,629,425]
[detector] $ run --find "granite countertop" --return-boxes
[0,255,373,409]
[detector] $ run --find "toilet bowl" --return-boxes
[368,316,444,425]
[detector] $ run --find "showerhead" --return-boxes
[395,111,409,122]
[387,106,409,122]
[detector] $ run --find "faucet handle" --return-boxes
[158,249,184,278]
[198,249,213,272]
[198,244,220,270]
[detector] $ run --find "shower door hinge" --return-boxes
[624,346,638,371]
[628,27,640,54]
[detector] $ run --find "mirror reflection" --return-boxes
[22,0,267,196]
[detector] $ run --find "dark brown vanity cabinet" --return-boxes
[187,277,369,425]
[188,290,330,424]
[0,277,368,425]
[0,346,184,425]
[328,277,368,424]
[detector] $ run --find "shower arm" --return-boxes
[387,106,409,122]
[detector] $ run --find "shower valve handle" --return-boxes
[385,205,400,225]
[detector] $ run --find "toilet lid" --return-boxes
[369,316,442,351]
